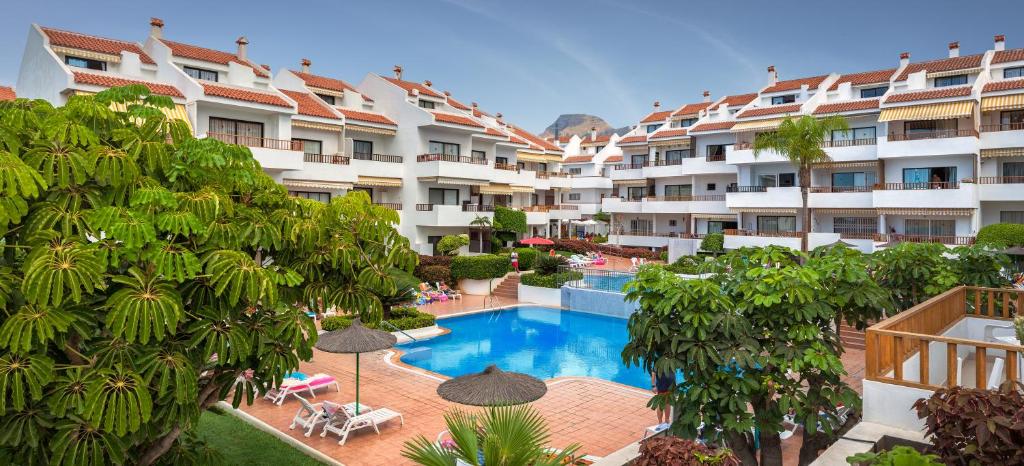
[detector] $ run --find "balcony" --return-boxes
[521,205,581,222]
[726,144,788,165]
[872,182,977,209]
[535,171,571,189]
[600,197,643,213]
[610,163,644,180]
[492,164,537,187]
[373,202,403,210]
[207,132,303,171]
[303,153,350,165]
[642,195,727,214]
[873,233,975,246]
[820,137,878,162]
[414,204,494,227]
[723,229,804,250]
[570,176,613,190]
[863,286,1023,431]
[980,123,1024,150]
[350,153,405,178]
[352,153,403,163]
[878,129,979,158]
[726,186,802,209]
[415,153,492,183]
[286,153,358,185]
[966,176,1024,201]
[808,186,874,209]
[807,232,875,253]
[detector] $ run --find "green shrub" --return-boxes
[700,233,725,252]
[659,251,669,261]
[389,314,436,330]
[846,446,942,465]
[494,206,528,233]
[451,254,510,281]
[390,306,419,318]
[417,265,451,285]
[592,235,608,244]
[664,255,706,275]
[321,316,352,331]
[513,247,538,270]
[322,308,436,331]
[535,255,568,274]
[436,234,469,255]
[976,223,1024,247]
[520,271,583,288]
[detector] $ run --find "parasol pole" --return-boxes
[355,353,361,415]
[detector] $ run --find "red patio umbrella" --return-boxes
[519,237,555,246]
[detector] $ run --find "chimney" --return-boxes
[995,34,1006,52]
[393,65,403,79]
[471,102,478,109]
[149,17,164,39]
[899,52,910,67]
[653,100,661,110]
[423,80,432,87]
[948,41,960,58]
[590,126,597,141]
[496,112,503,120]
[300,58,311,73]
[767,65,778,86]
[703,90,711,103]
[235,37,248,60]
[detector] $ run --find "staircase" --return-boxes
[491,274,520,301]
[839,323,867,351]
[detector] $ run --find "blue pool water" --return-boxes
[573,272,634,293]
[400,306,651,388]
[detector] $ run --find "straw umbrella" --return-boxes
[315,318,397,414]
[436,364,547,406]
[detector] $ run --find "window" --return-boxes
[538,162,547,172]
[183,66,218,82]
[1000,211,1024,224]
[668,220,677,227]
[902,167,957,187]
[517,161,525,170]
[778,173,796,187]
[353,140,373,157]
[859,86,888,98]
[832,127,876,142]
[209,117,263,146]
[664,184,692,197]
[758,174,777,187]
[706,144,726,157]
[594,145,605,152]
[1001,110,1024,129]
[664,149,692,162]
[429,141,460,156]
[568,167,582,175]
[757,216,796,233]
[833,217,877,235]
[568,193,581,201]
[626,187,646,200]
[289,191,330,203]
[418,100,436,109]
[672,118,698,128]
[292,138,322,155]
[771,94,796,105]
[65,55,105,71]
[904,119,956,135]
[707,221,737,233]
[646,124,663,133]
[905,219,954,236]
[477,151,490,162]
[628,218,653,234]
[934,74,967,87]
[428,188,459,205]
[1003,162,1024,178]
[706,183,716,191]
[315,93,336,105]
[1005,67,1024,79]
[630,154,647,166]
[832,171,876,188]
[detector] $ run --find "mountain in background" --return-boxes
[539,114,631,139]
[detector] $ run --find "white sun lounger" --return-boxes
[321,407,404,445]
[263,373,341,405]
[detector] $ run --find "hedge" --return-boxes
[321,308,436,331]
[545,238,662,260]
[494,206,528,233]
[520,270,584,288]
[418,255,453,267]
[415,255,452,283]
[513,247,538,270]
[700,233,725,252]
[416,265,451,285]
[436,234,469,255]
[976,223,1024,247]
[450,254,510,281]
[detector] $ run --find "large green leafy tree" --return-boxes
[0,86,416,465]
[872,243,1008,312]
[752,115,848,251]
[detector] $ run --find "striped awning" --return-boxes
[928,68,982,78]
[649,139,691,147]
[980,147,1024,158]
[516,151,547,163]
[282,179,352,190]
[692,213,737,220]
[981,94,1024,112]
[102,97,193,132]
[730,207,798,214]
[52,46,120,63]
[478,183,514,195]
[813,160,880,169]
[813,208,878,215]
[877,208,973,216]
[292,119,342,132]
[732,118,785,132]
[346,124,396,136]
[307,86,344,98]
[878,101,974,122]
[511,185,535,193]
[612,179,647,186]
[355,176,402,187]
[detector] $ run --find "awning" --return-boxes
[980,147,1024,158]
[346,124,396,136]
[52,46,120,63]
[307,86,344,98]
[292,119,342,132]
[730,207,798,214]
[612,179,647,186]
[878,101,974,122]
[511,185,535,193]
[813,161,881,169]
[283,179,352,190]
[812,208,878,215]
[692,213,737,221]
[355,176,402,187]
[516,151,547,163]
[478,183,513,195]
[420,177,490,186]
[877,208,973,216]
[981,94,1024,112]
[732,118,785,132]
[649,139,691,147]
[112,100,193,133]
[928,68,982,78]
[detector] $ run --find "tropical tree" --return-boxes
[751,115,848,251]
[872,242,1008,312]
[401,405,581,466]
[0,86,416,465]
[469,215,492,252]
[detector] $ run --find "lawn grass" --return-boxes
[197,409,326,466]
[555,250,574,257]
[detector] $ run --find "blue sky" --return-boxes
[1,0,1021,133]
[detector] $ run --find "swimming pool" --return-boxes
[399,306,651,389]
[567,271,634,293]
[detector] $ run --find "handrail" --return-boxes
[380,320,417,342]
[645,195,726,202]
[415,203,434,211]
[808,186,873,193]
[353,153,403,163]
[304,153,350,165]
[820,138,877,148]
[462,204,495,212]
[875,182,960,190]
[207,132,302,151]
[417,153,489,165]
[980,122,1024,132]
[705,154,726,162]
[874,234,975,245]
[726,185,767,193]
[373,202,402,210]
[724,229,804,238]
[969,176,1024,184]
[614,163,645,170]
[886,129,979,141]
[494,162,519,172]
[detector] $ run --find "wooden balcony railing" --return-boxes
[303,153,350,165]
[875,182,960,190]
[734,142,753,150]
[886,129,979,141]
[416,153,489,165]
[614,163,645,170]
[535,171,569,179]
[706,153,726,162]
[866,286,1022,390]
[837,232,878,240]
[808,186,873,193]
[353,153,403,163]
[965,176,1024,184]
[207,132,302,151]
[645,195,726,202]
[415,204,434,211]
[820,138,877,148]
[724,229,804,238]
[494,162,519,172]
[519,205,580,212]
[726,185,767,193]
[980,122,1024,133]
[461,204,495,212]
[373,202,402,210]
[874,234,975,245]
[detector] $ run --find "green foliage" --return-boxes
[520,271,583,288]
[416,265,451,285]
[591,211,610,223]
[976,222,1024,247]
[196,410,323,466]
[0,87,416,464]
[591,234,607,244]
[873,243,1009,312]
[493,206,527,234]
[636,437,740,466]
[450,254,510,281]
[913,382,1024,465]
[659,251,669,262]
[663,255,719,275]
[436,234,469,256]
[513,248,538,271]
[700,233,724,253]
[846,446,942,466]
[535,255,568,275]
[401,405,581,466]
[950,245,1011,288]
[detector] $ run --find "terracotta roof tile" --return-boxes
[763,75,829,94]
[72,72,184,98]
[290,70,357,93]
[580,135,611,145]
[604,155,623,162]
[671,102,713,117]
[883,86,972,103]
[649,128,688,139]
[431,111,484,128]
[640,110,673,123]
[160,39,269,78]
[0,86,15,101]
[993,48,1024,65]
[337,108,396,126]
[484,127,506,137]
[41,27,154,64]
[279,89,339,119]
[712,93,757,111]
[736,103,802,119]
[446,96,470,111]
[895,54,984,81]
[563,155,593,163]
[557,135,571,143]
[689,121,736,132]
[201,83,292,107]
[829,68,897,91]
[983,78,1024,93]
[508,125,562,152]
[617,135,648,144]
[813,98,880,115]
[383,77,444,98]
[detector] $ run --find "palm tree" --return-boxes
[752,115,849,251]
[401,405,582,466]
[470,215,492,252]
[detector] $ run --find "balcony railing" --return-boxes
[303,153,350,165]
[494,163,519,172]
[461,204,495,212]
[612,230,692,238]
[808,186,873,193]
[645,195,726,202]
[726,185,767,193]
[416,153,489,165]
[866,286,1022,391]
[837,232,878,240]
[614,163,645,170]
[207,132,302,151]
[353,153,403,163]
[734,142,753,150]
[706,153,726,162]
[373,202,402,210]
[820,138,877,148]
[724,229,804,238]
[520,205,580,212]
[874,234,975,246]
[415,204,434,211]
[966,176,1024,184]
[980,122,1024,133]
[875,182,959,190]
[535,171,569,179]
[886,129,979,141]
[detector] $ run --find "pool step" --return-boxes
[401,346,433,362]
[491,274,520,300]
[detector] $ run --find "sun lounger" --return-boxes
[290,397,372,437]
[321,407,404,445]
[263,373,340,405]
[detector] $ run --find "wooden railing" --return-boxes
[724,229,804,238]
[838,232,878,240]
[535,171,569,179]
[734,142,753,150]
[494,163,519,172]
[373,202,402,210]
[886,129,979,141]
[614,163,645,170]
[706,153,726,162]
[874,234,976,246]
[461,204,495,212]
[966,176,1024,184]
[416,153,489,165]
[645,195,726,202]
[207,132,302,151]
[304,153,350,165]
[980,122,1024,132]
[415,204,434,211]
[875,182,960,190]
[820,138,877,148]
[520,205,580,212]
[808,186,873,193]
[866,286,1023,390]
[726,185,767,193]
[353,153,403,163]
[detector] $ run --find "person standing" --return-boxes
[650,369,674,426]
[510,250,520,273]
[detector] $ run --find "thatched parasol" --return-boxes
[437,365,548,406]
[315,318,397,414]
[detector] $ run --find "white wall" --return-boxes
[15,25,72,104]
